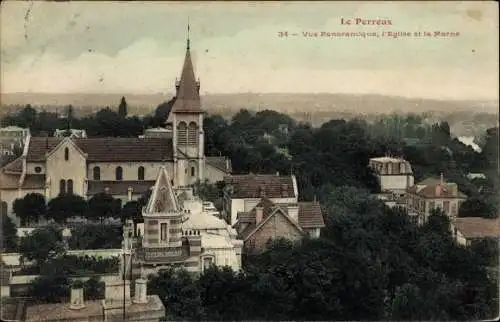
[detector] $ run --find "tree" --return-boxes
[121,201,143,224]
[87,193,122,223]
[19,226,65,266]
[13,193,47,226]
[118,96,128,118]
[154,97,176,124]
[68,224,122,250]
[1,213,18,252]
[47,194,88,224]
[29,273,71,303]
[148,267,205,320]
[458,195,497,218]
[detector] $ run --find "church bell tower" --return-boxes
[171,22,205,187]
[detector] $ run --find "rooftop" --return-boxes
[452,217,500,239]
[224,173,296,199]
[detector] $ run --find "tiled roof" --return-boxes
[87,180,155,196]
[236,198,324,240]
[224,174,296,199]
[408,177,467,199]
[26,137,62,161]
[453,217,500,239]
[26,137,174,162]
[206,156,231,173]
[171,46,202,113]
[2,156,23,173]
[74,138,174,162]
[297,202,325,228]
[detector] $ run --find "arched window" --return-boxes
[60,179,66,195]
[177,122,187,146]
[93,166,101,180]
[188,122,198,146]
[138,166,145,180]
[116,166,123,181]
[191,166,196,177]
[67,179,74,194]
[64,147,69,161]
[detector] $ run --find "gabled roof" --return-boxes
[206,156,231,173]
[144,167,179,213]
[407,177,467,199]
[2,156,23,173]
[238,198,304,240]
[453,217,500,239]
[224,174,296,199]
[171,44,202,113]
[45,137,88,160]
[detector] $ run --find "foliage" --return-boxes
[29,274,105,303]
[459,195,498,218]
[68,224,123,250]
[148,267,206,321]
[19,226,65,266]
[1,213,18,252]
[13,193,47,226]
[118,96,128,118]
[121,201,143,224]
[39,255,119,276]
[47,194,88,223]
[86,193,122,222]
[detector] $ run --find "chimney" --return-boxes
[69,283,85,310]
[127,187,133,201]
[104,187,110,194]
[258,186,266,198]
[440,173,444,185]
[287,204,299,223]
[276,171,280,176]
[255,206,263,224]
[133,278,148,304]
[226,158,230,171]
[435,184,442,197]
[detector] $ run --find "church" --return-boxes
[0,36,231,224]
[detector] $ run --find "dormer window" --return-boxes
[64,147,69,161]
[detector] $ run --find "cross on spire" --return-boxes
[187,18,190,50]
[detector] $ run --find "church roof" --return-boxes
[87,180,156,196]
[26,137,174,162]
[144,167,179,213]
[206,156,231,172]
[171,43,202,113]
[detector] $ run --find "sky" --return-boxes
[0,1,498,100]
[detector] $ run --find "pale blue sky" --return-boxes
[1,1,498,100]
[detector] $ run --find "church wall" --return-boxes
[87,162,174,181]
[204,163,226,184]
[46,141,87,199]
[176,159,188,186]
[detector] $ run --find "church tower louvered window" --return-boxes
[177,122,187,146]
[187,122,198,146]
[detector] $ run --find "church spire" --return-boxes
[171,20,202,113]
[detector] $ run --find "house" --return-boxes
[233,197,325,254]
[0,126,29,158]
[222,173,298,226]
[53,128,88,138]
[131,167,243,275]
[0,261,11,298]
[0,37,231,226]
[369,156,414,195]
[406,175,467,225]
[450,217,500,247]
